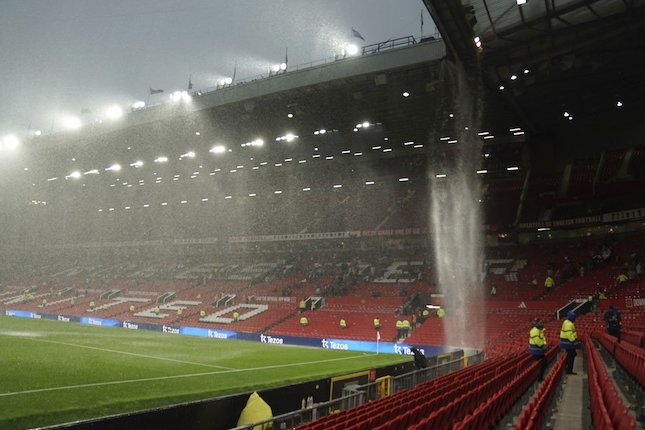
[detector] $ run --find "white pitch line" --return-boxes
[13,335,235,371]
[0,354,371,398]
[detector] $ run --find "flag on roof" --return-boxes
[149,88,164,95]
[351,27,365,41]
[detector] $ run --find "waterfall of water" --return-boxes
[429,60,485,350]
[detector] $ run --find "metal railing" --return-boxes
[229,351,484,430]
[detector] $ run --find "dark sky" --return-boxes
[0,0,434,136]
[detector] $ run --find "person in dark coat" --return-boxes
[604,305,622,342]
[410,347,427,369]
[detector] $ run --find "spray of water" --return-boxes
[429,60,484,351]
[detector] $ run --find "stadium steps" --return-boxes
[262,310,300,332]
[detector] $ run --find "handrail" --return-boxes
[229,351,483,430]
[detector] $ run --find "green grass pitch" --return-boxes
[0,315,410,429]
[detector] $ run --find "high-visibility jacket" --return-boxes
[437,308,445,318]
[529,327,546,356]
[339,319,347,328]
[544,276,554,288]
[559,319,577,349]
[300,317,308,326]
[395,320,403,329]
[373,318,381,328]
[401,320,411,329]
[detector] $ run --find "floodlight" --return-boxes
[287,113,293,118]
[2,135,20,150]
[362,121,370,128]
[279,62,287,71]
[271,64,281,72]
[436,174,447,178]
[210,145,226,154]
[154,156,168,163]
[517,0,527,4]
[285,133,296,142]
[474,37,482,48]
[616,101,623,107]
[105,164,121,172]
[510,74,518,80]
[476,169,488,174]
[132,101,146,109]
[83,169,99,175]
[67,171,81,179]
[105,105,123,120]
[345,44,359,56]
[62,116,82,130]
[507,166,519,171]
[402,92,410,97]
[130,160,143,168]
[34,130,42,136]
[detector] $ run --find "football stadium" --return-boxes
[1,1,645,429]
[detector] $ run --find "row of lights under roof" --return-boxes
[96,163,521,190]
[44,142,522,186]
[42,139,429,184]
[36,125,524,184]
[88,169,521,213]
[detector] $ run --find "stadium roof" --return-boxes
[425,0,645,130]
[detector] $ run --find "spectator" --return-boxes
[299,299,306,313]
[559,311,581,375]
[437,307,445,318]
[300,316,309,326]
[544,275,555,290]
[410,347,428,369]
[233,311,239,322]
[373,316,381,331]
[396,320,403,338]
[616,273,628,286]
[339,318,347,329]
[529,319,547,381]
[604,305,622,342]
[490,284,497,296]
[402,319,411,337]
